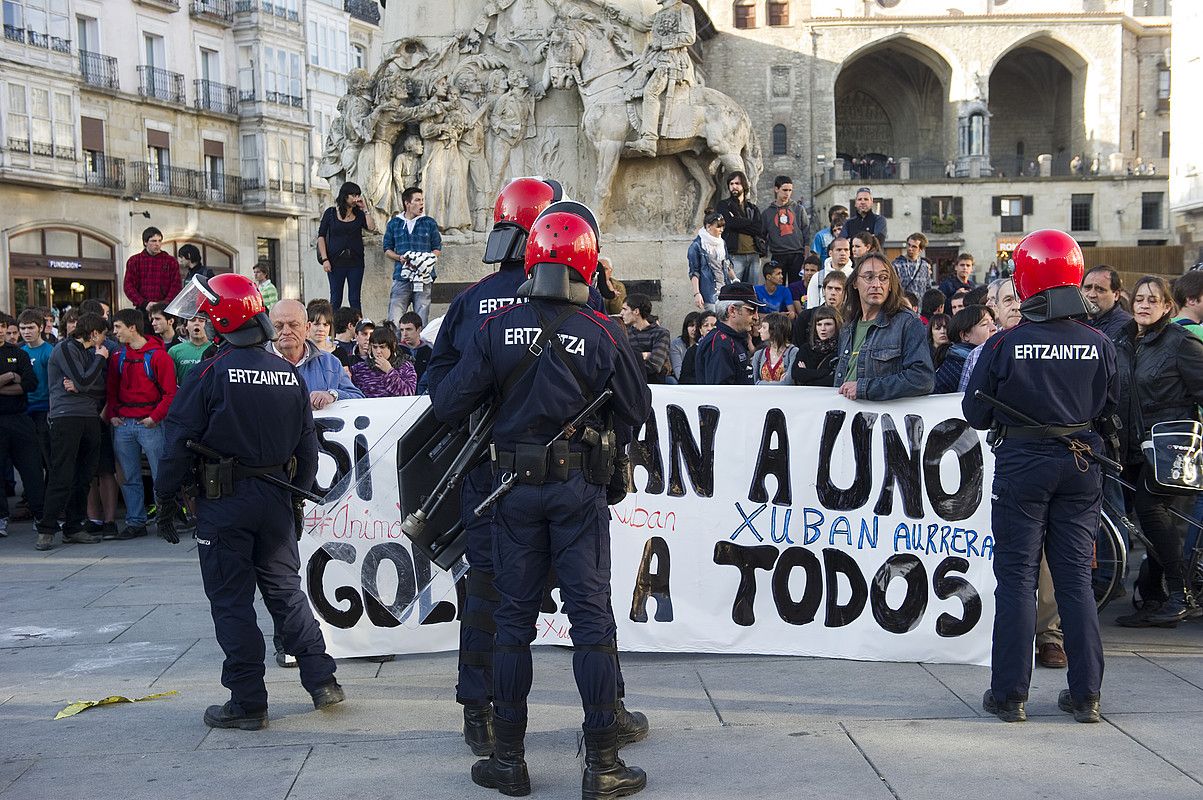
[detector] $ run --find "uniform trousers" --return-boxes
[196,479,335,712]
[990,438,1104,703]
[491,472,618,730]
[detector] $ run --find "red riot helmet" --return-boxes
[483,177,565,264]
[1012,229,1085,301]
[524,202,600,284]
[166,273,275,347]
[1011,229,1089,322]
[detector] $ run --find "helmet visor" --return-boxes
[164,275,220,320]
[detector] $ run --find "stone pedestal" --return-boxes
[1038,154,1052,177]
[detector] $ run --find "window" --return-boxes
[144,32,165,69]
[352,43,366,70]
[257,237,279,276]
[733,0,754,28]
[921,196,962,233]
[767,0,788,26]
[264,45,303,104]
[241,132,260,187]
[1070,194,1093,232]
[203,139,226,199]
[1141,192,1164,230]
[993,195,1031,233]
[146,129,170,189]
[307,18,348,73]
[1161,131,1170,159]
[1157,63,1170,112]
[771,123,787,156]
[4,0,70,50]
[75,13,97,51]
[200,47,220,82]
[5,82,73,159]
[237,44,255,100]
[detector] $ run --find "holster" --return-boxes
[581,426,617,486]
[202,458,235,500]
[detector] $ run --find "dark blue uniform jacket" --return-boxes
[695,320,753,385]
[427,263,605,397]
[432,297,650,450]
[157,344,319,497]
[962,318,1117,431]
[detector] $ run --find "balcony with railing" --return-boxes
[129,162,242,204]
[345,0,380,25]
[261,2,300,22]
[79,50,119,91]
[133,0,181,11]
[3,26,71,52]
[84,154,126,191]
[194,79,238,115]
[190,0,234,24]
[265,91,304,109]
[138,65,186,104]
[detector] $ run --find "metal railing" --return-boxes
[190,0,233,22]
[137,65,186,104]
[3,24,23,43]
[265,91,303,108]
[129,161,243,204]
[7,28,71,52]
[234,0,253,11]
[344,0,380,24]
[79,50,119,91]
[84,154,126,190]
[194,79,238,114]
[261,2,299,21]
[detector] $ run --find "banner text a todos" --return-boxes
[302,389,996,665]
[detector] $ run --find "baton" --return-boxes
[185,440,326,504]
[973,391,1124,473]
[474,388,614,517]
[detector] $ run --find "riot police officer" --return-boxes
[156,274,343,730]
[694,282,764,385]
[433,204,651,799]
[427,177,647,757]
[962,229,1117,724]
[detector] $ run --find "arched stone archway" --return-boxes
[989,38,1087,177]
[834,40,952,178]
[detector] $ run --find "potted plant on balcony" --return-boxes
[930,214,959,235]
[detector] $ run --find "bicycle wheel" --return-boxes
[1093,507,1126,612]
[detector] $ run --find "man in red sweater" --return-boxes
[124,226,182,310]
[103,308,176,539]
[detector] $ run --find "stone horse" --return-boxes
[569,46,762,226]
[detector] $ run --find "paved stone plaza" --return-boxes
[1,523,1202,800]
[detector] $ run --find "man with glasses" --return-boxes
[695,283,765,385]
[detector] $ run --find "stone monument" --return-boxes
[319,0,762,320]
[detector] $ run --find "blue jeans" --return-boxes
[388,279,431,326]
[729,253,761,285]
[112,421,165,528]
[327,264,364,311]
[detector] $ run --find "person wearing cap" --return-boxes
[351,318,375,363]
[842,188,887,249]
[694,282,765,385]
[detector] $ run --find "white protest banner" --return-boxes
[302,387,996,665]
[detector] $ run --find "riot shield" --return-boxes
[302,397,469,631]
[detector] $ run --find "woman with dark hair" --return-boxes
[791,305,840,386]
[933,305,996,393]
[1112,276,1203,627]
[176,244,213,284]
[751,312,797,385]
[317,181,377,310]
[687,211,736,311]
[850,231,881,261]
[621,293,672,384]
[927,313,951,364]
[834,253,934,400]
[670,311,700,381]
[350,326,418,398]
[678,311,716,385]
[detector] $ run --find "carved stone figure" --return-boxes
[420,78,474,231]
[488,69,537,188]
[587,0,697,157]
[392,133,424,206]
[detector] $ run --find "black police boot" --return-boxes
[614,700,649,748]
[981,689,1026,723]
[1144,591,1190,626]
[311,681,345,709]
[203,701,268,731]
[471,714,530,797]
[1116,599,1171,628]
[464,704,495,756]
[1057,689,1101,723]
[582,721,647,800]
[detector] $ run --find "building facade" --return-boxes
[0,0,380,315]
[697,0,1177,278]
